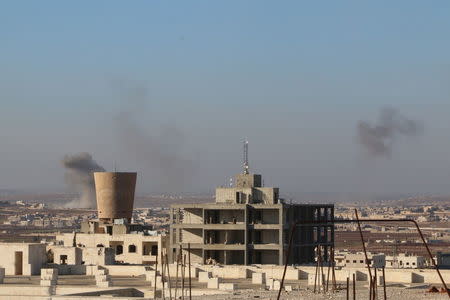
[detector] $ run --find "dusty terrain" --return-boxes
[192,287,449,300]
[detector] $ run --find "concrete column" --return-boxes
[244,206,248,265]
[323,207,328,261]
[330,207,335,245]
[201,248,205,264]
[0,268,4,284]
[157,239,160,265]
[202,208,206,263]
[169,209,174,263]
[40,268,58,287]
[278,206,284,265]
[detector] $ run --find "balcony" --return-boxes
[172,223,245,230]
[251,224,280,229]
[250,244,280,250]
[203,244,246,250]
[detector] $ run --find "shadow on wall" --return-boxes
[412,272,425,283]
[46,264,86,275]
[66,288,144,297]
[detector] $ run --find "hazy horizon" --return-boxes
[1,1,450,197]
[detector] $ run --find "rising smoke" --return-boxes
[61,152,105,208]
[113,81,197,194]
[357,107,424,157]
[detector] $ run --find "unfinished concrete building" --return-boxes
[169,141,334,265]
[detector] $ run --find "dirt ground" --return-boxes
[191,287,449,300]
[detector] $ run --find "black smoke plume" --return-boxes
[61,152,105,208]
[357,108,423,157]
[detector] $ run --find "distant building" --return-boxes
[335,251,385,268]
[385,253,426,269]
[437,252,450,269]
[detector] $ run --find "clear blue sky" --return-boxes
[1,1,450,197]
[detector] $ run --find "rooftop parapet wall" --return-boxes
[235,174,262,188]
[215,187,279,204]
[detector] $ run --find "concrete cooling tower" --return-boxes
[94,172,137,222]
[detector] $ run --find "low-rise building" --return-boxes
[0,243,47,275]
[385,254,426,269]
[436,252,450,269]
[56,222,167,265]
[49,246,82,265]
[336,252,385,268]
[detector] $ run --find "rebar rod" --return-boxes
[181,254,186,300]
[188,243,192,300]
[276,223,295,300]
[319,246,326,292]
[374,269,378,300]
[347,277,350,300]
[314,248,320,294]
[277,217,449,299]
[161,253,165,300]
[326,248,331,292]
[175,252,180,300]
[411,221,449,297]
[154,253,158,299]
[165,253,172,300]
[332,247,337,291]
[354,209,373,300]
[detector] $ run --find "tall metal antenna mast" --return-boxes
[243,139,249,174]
